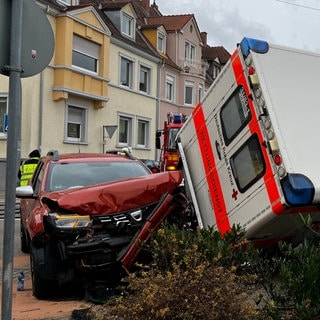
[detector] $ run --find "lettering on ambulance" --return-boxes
[231,54,282,215]
[214,113,235,188]
[192,103,231,234]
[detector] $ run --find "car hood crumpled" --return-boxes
[42,171,182,215]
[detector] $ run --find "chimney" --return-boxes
[200,32,207,46]
[141,0,150,12]
[151,0,158,10]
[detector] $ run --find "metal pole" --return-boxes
[1,0,23,318]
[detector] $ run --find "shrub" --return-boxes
[262,239,320,320]
[88,223,320,320]
[89,224,263,320]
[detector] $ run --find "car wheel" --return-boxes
[20,220,29,254]
[30,243,58,299]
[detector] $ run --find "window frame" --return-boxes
[165,74,175,102]
[136,117,151,149]
[0,96,8,136]
[185,41,196,65]
[157,31,166,53]
[72,34,100,74]
[120,56,134,89]
[184,81,194,106]
[118,114,133,147]
[230,133,266,193]
[65,104,88,143]
[139,64,151,94]
[121,12,135,39]
[220,85,252,146]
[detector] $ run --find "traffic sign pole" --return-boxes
[0,0,54,316]
[1,0,23,319]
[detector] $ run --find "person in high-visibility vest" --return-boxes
[18,149,41,186]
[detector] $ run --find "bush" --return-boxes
[88,223,320,320]
[262,239,320,320]
[89,224,263,320]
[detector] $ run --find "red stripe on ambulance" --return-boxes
[192,102,231,234]
[231,54,283,216]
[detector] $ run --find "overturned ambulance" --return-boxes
[177,37,320,246]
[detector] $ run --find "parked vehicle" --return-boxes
[177,37,320,247]
[16,150,187,299]
[156,112,187,171]
[140,159,160,173]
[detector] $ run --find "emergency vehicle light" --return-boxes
[173,113,183,123]
[248,66,255,75]
[274,154,282,165]
[280,173,314,206]
[240,37,269,58]
[278,166,286,178]
[168,154,179,161]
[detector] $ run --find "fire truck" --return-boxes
[177,37,320,246]
[156,112,187,172]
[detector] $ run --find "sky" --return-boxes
[154,0,320,54]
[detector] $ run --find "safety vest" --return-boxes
[19,157,40,186]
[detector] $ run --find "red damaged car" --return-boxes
[16,150,188,299]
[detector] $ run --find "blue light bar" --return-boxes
[173,114,182,123]
[240,37,269,58]
[280,173,314,206]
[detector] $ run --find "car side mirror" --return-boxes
[16,185,34,198]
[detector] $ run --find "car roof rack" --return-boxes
[46,150,59,161]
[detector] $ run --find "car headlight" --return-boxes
[48,213,92,229]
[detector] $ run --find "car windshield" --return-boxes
[45,161,150,191]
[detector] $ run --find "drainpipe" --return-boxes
[155,60,161,160]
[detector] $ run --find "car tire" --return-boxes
[20,220,29,254]
[30,243,58,299]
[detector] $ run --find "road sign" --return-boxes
[0,0,11,74]
[0,0,54,78]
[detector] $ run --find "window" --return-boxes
[168,128,179,150]
[230,134,266,193]
[220,85,252,146]
[72,35,99,73]
[166,75,175,102]
[157,31,166,53]
[66,105,87,143]
[212,64,221,80]
[120,57,133,88]
[139,65,151,94]
[0,96,8,134]
[185,42,196,64]
[198,84,204,102]
[118,115,133,146]
[137,118,150,148]
[121,12,135,38]
[184,81,194,105]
